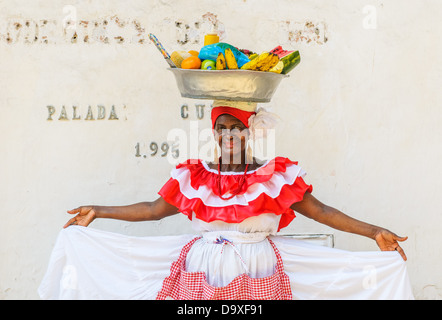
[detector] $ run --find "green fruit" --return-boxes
[281,51,300,74]
[201,59,216,70]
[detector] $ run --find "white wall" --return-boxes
[1,0,441,299]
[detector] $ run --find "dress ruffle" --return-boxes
[176,157,299,196]
[158,157,312,231]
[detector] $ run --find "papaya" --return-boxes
[281,51,301,74]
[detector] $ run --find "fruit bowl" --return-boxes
[168,68,289,103]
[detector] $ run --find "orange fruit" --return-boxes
[188,50,199,56]
[181,56,201,69]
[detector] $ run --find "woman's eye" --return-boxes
[232,126,247,133]
[215,126,246,135]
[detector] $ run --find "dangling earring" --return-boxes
[213,144,220,163]
[246,139,253,164]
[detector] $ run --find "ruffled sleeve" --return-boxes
[158,157,312,231]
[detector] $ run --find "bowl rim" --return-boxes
[167,67,290,78]
[167,68,289,102]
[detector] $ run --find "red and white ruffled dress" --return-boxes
[38,157,414,300]
[156,157,311,300]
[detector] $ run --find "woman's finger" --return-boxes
[395,235,408,242]
[395,245,407,261]
[63,216,77,228]
[67,207,80,214]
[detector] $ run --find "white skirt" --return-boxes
[38,226,414,300]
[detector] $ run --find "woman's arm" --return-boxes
[291,192,408,260]
[63,196,179,228]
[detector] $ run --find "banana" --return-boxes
[224,48,238,69]
[241,52,279,71]
[255,52,271,70]
[240,56,259,70]
[259,53,280,71]
[216,52,226,70]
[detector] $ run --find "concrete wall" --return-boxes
[1,0,441,299]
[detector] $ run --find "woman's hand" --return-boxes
[374,228,408,261]
[62,198,178,228]
[64,206,97,228]
[292,193,409,261]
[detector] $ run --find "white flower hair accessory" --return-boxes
[247,107,281,140]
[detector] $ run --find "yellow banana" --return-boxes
[240,57,259,70]
[240,52,280,72]
[224,48,238,69]
[255,52,270,70]
[241,52,269,71]
[257,52,280,71]
[267,55,280,71]
[216,52,226,70]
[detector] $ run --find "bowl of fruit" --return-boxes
[149,34,300,102]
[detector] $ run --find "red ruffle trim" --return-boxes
[176,157,299,196]
[158,175,312,232]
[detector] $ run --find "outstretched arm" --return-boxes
[291,192,408,260]
[64,196,179,228]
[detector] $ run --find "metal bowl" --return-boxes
[168,68,289,103]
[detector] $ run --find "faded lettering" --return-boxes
[46,105,120,121]
[1,12,327,45]
[180,103,209,119]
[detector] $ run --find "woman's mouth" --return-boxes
[224,140,235,149]
[222,138,240,150]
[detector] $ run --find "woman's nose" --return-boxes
[220,128,242,136]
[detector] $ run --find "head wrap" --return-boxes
[211,100,280,140]
[211,100,257,129]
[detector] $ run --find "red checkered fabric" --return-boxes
[156,237,292,300]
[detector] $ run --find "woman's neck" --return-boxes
[220,162,247,172]
[212,154,260,172]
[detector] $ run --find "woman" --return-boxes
[39,100,413,300]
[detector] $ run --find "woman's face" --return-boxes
[213,114,249,162]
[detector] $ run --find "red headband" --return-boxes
[211,106,256,129]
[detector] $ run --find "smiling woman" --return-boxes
[209,100,277,170]
[214,114,251,168]
[39,98,413,300]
